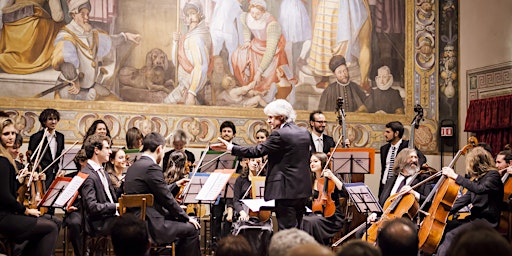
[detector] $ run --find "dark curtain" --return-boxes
[465,95,512,156]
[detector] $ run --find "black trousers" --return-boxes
[274,198,307,230]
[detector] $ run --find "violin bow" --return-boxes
[241,159,268,200]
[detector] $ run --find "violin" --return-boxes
[417,136,478,254]
[312,175,336,218]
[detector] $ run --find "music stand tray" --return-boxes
[195,169,236,202]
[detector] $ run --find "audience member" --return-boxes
[215,235,255,256]
[446,223,512,256]
[337,240,381,256]
[269,228,317,256]
[111,213,150,256]
[286,243,334,256]
[376,218,418,256]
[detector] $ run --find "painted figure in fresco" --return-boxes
[209,0,243,72]
[318,55,368,112]
[0,0,64,74]
[164,0,213,105]
[307,0,372,91]
[364,65,404,114]
[231,0,291,94]
[278,0,312,75]
[207,55,236,105]
[52,0,141,101]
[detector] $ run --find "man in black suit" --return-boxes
[379,121,426,197]
[124,132,201,256]
[80,134,118,236]
[28,108,65,189]
[215,99,313,230]
[309,110,335,154]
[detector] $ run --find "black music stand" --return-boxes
[199,150,238,172]
[344,182,382,241]
[331,148,374,182]
[59,147,80,176]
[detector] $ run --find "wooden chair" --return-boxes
[118,194,175,256]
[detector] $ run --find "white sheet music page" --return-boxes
[241,199,275,212]
[195,171,233,201]
[54,173,87,207]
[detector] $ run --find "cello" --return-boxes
[417,136,478,254]
[498,166,512,237]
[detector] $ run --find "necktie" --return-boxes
[397,176,407,192]
[316,137,323,152]
[387,146,397,180]
[97,167,114,204]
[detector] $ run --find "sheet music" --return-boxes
[195,169,234,201]
[345,182,382,213]
[241,199,275,212]
[51,172,87,207]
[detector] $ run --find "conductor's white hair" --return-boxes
[263,99,296,123]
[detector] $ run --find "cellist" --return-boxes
[302,152,346,245]
[437,147,504,256]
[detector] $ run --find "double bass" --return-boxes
[417,136,478,254]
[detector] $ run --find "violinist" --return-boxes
[437,147,504,256]
[27,108,65,190]
[302,152,345,245]
[163,150,190,192]
[105,148,128,197]
[0,117,59,256]
[232,157,266,222]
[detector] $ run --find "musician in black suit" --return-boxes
[27,108,65,189]
[309,110,335,154]
[215,99,313,230]
[437,147,504,256]
[379,121,427,197]
[124,132,201,256]
[80,134,118,236]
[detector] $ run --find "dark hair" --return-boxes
[337,240,382,256]
[215,235,254,256]
[164,151,188,184]
[126,127,143,149]
[447,223,512,256]
[111,214,149,256]
[309,110,324,122]
[256,128,269,138]
[73,149,88,171]
[220,121,236,134]
[377,218,418,256]
[385,121,404,138]
[498,150,512,163]
[105,148,123,174]
[477,142,493,156]
[39,108,60,127]
[141,132,165,153]
[83,134,111,159]
[14,133,23,148]
[84,119,111,142]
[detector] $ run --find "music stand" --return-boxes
[124,149,142,166]
[183,173,210,204]
[199,150,238,172]
[39,172,89,211]
[59,147,80,176]
[331,148,375,182]
[195,169,236,202]
[241,176,275,212]
[344,182,382,241]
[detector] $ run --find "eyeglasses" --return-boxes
[314,121,328,124]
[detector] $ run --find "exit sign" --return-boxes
[441,127,454,137]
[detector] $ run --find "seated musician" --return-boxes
[162,129,196,174]
[357,148,433,238]
[0,118,59,256]
[232,157,267,222]
[80,134,118,236]
[302,152,345,245]
[496,149,512,177]
[437,147,504,256]
[124,132,201,256]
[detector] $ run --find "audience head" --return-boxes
[255,128,269,144]
[142,132,165,163]
[384,121,404,142]
[446,223,512,256]
[73,149,88,171]
[172,129,189,150]
[337,240,381,256]
[376,218,418,256]
[466,146,496,179]
[286,243,334,256]
[215,235,254,256]
[111,213,150,256]
[83,133,111,163]
[38,108,60,130]
[264,99,297,126]
[269,228,318,256]
[220,121,236,142]
[125,127,143,150]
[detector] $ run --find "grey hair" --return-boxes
[263,99,296,123]
[268,228,317,256]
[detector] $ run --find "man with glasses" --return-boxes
[309,110,335,154]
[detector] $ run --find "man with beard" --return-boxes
[52,0,141,101]
[164,0,213,105]
[365,66,404,114]
[309,110,335,154]
[379,121,427,197]
[318,55,368,112]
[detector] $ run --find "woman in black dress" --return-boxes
[0,118,58,256]
[302,152,345,245]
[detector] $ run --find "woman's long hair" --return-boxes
[0,118,17,172]
[164,151,187,184]
[466,146,497,179]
